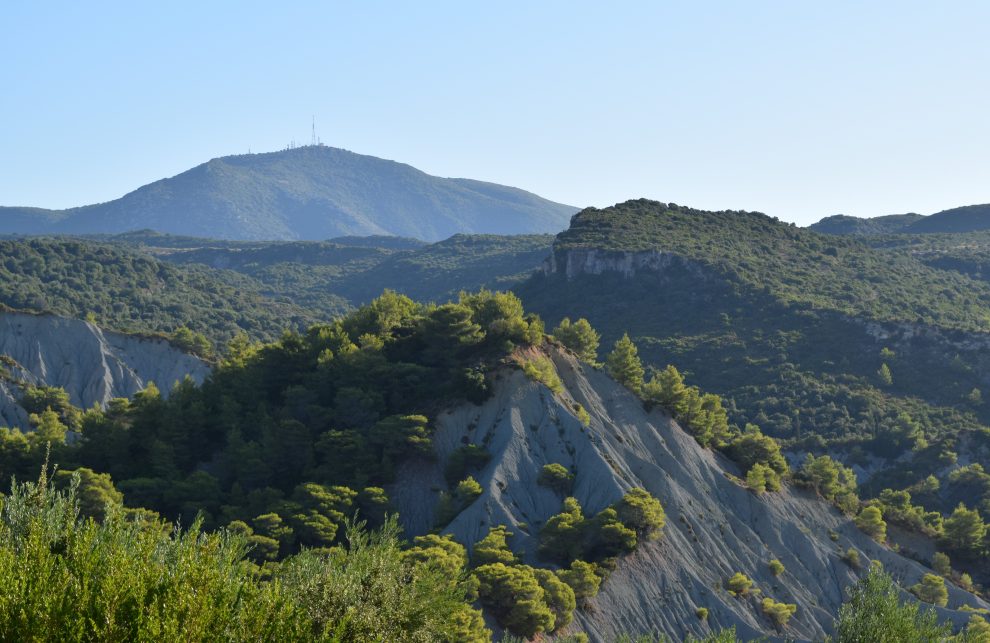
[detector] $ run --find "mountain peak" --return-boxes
[0,147,578,242]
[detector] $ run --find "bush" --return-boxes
[842,547,861,569]
[836,564,951,641]
[747,463,781,494]
[696,607,709,620]
[614,488,666,540]
[910,574,948,607]
[538,463,574,495]
[557,560,602,603]
[768,559,785,577]
[761,598,797,627]
[855,506,887,542]
[521,356,564,395]
[474,563,555,637]
[472,525,518,567]
[726,572,754,597]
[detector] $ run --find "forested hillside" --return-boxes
[3,289,987,640]
[0,238,322,352]
[518,200,990,589]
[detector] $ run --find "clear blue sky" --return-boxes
[2,1,987,225]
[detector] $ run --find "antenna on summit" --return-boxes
[311,116,317,147]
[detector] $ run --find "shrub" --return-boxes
[910,574,948,607]
[836,565,951,641]
[747,463,781,494]
[855,506,887,542]
[696,607,709,620]
[538,463,574,495]
[842,547,861,569]
[573,402,591,427]
[768,559,785,577]
[472,525,518,567]
[614,488,666,540]
[557,560,602,602]
[761,598,797,627]
[474,563,555,637]
[726,572,754,596]
[932,551,951,577]
[521,357,563,394]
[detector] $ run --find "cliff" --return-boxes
[0,311,209,428]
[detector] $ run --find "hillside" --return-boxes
[395,346,987,640]
[809,204,990,236]
[0,146,578,241]
[809,213,923,235]
[517,201,990,572]
[0,310,208,429]
[0,237,322,351]
[908,204,990,234]
[1,289,983,641]
[117,231,552,312]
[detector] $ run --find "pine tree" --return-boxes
[606,333,645,396]
[551,317,600,364]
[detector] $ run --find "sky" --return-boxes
[1,1,988,226]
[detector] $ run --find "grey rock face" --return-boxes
[391,347,988,642]
[0,311,209,428]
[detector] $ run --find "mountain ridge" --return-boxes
[0,146,579,241]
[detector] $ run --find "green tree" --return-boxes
[910,574,948,607]
[533,568,577,630]
[474,563,555,637]
[941,503,987,556]
[768,559,785,577]
[761,598,797,627]
[931,551,951,578]
[537,463,574,495]
[878,363,893,386]
[552,317,600,364]
[747,463,781,494]
[472,525,518,567]
[557,560,602,603]
[606,333,645,396]
[615,488,666,539]
[835,564,951,642]
[539,497,586,564]
[855,506,887,542]
[726,572,754,597]
[727,424,789,476]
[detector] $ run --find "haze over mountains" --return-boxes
[0,146,578,241]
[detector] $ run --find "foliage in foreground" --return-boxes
[0,469,487,642]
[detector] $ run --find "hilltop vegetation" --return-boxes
[519,200,990,586]
[0,238,319,350]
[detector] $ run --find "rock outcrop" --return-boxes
[391,346,988,642]
[0,311,209,428]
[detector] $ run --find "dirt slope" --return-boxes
[392,346,988,641]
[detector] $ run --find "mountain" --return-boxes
[809,204,990,236]
[907,204,990,234]
[808,213,923,235]
[0,146,579,241]
[0,310,208,429]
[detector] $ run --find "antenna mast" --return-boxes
[311,116,317,146]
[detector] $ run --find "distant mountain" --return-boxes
[906,204,990,234]
[809,204,990,236]
[808,212,923,235]
[0,146,579,241]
